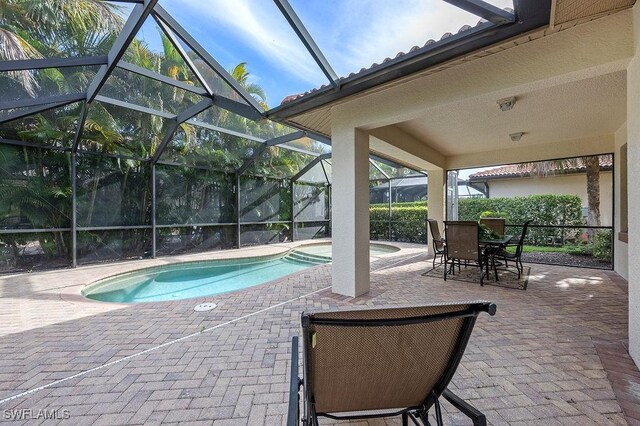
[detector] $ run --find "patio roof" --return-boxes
[274,0,635,139]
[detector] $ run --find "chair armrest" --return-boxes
[441,389,486,426]
[287,336,301,426]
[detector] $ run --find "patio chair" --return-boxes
[493,220,531,279]
[479,217,506,237]
[287,302,497,426]
[444,221,493,285]
[427,219,446,269]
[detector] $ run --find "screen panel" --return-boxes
[0,231,71,273]
[79,101,170,159]
[158,123,260,172]
[0,145,72,229]
[240,224,291,246]
[155,164,235,225]
[294,221,329,241]
[77,229,152,265]
[0,102,82,149]
[239,177,291,222]
[76,154,151,227]
[293,183,328,222]
[156,225,236,255]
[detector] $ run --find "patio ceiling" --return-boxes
[396,70,627,157]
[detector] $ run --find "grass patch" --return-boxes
[506,244,589,255]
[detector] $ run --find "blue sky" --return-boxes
[135,0,513,108]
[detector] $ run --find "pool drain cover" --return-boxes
[194,303,217,312]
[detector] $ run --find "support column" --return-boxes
[426,168,445,256]
[235,173,241,248]
[388,179,392,240]
[151,164,156,258]
[331,128,370,297]
[290,180,295,242]
[71,153,77,268]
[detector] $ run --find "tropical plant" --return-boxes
[230,62,267,109]
[517,155,606,237]
[0,0,123,98]
[0,5,324,269]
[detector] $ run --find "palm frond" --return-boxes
[0,28,42,96]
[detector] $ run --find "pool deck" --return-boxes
[0,241,638,425]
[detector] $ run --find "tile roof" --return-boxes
[468,155,613,179]
[280,11,512,105]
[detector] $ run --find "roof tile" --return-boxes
[468,156,613,179]
[279,11,511,105]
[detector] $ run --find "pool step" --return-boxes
[284,251,331,265]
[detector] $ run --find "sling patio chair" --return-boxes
[427,218,446,269]
[493,220,532,279]
[479,217,506,237]
[444,221,495,285]
[287,301,497,426]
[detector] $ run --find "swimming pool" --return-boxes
[82,243,399,303]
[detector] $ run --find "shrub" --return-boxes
[459,195,583,245]
[592,230,612,260]
[370,204,427,243]
[480,210,509,220]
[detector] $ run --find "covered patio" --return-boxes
[2,0,640,424]
[0,243,636,424]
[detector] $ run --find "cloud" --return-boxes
[167,0,326,85]
[303,0,513,78]
[162,0,514,89]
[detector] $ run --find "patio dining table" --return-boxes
[480,235,514,281]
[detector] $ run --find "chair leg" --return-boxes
[402,412,409,426]
[442,389,486,426]
[443,257,448,281]
[434,398,444,426]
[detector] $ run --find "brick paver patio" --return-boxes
[0,242,637,425]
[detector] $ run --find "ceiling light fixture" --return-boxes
[509,132,524,142]
[497,96,517,111]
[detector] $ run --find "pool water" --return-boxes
[82,243,399,303]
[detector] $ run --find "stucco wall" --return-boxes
[482,172,613,226]
[615,123,629,280]
[627,3,640,365]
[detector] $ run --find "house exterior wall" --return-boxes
[481,171,613,226]
[626,2,640,365]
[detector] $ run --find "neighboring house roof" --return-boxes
[371,176,428,190]
[468,156,613,180]
[279,12,513,106]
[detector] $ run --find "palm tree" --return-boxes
[518,155,604,237]
[229,62,268,109]
[0,0,123,98]
[584,156,601,228]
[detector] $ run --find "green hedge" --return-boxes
[458,195,584,245]
[370,205,427,243]
[370,201,427,209]
[369,195,584,246]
